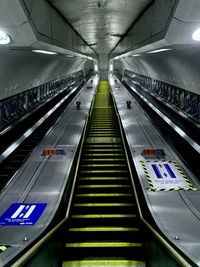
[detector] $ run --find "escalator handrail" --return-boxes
[0,83,83,165]
[11,90,98,267]
[110,88,192,267]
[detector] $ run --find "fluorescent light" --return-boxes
[148,48,172,54]
[131,54,141,57]
[109,63,113,72]
[94,64,98,71]
[0,30,11,44]
[32,50,57,55]
[192,28,200,41]
[65,55,74,58]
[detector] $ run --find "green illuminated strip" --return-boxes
[80,170,128,174]
[66,242,142,248]
[75,193,132,197]
[83,154,124,157]
[79,177,128,181]
[84,149,123,152]
[0,246,7,252]
[62,260,145,267]
[82,164,126,167]
[78,184,130,188]
[72,214,136,219]
[82,158,124,162]
[74,203,134,207]
[69,227,139,232]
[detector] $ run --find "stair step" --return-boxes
[71,214,136,219]
[66,242,142,248]
[69,227,139,232]
[62,82,146,266]
[79,177,129,181]
[73,203,134,207]
[75,193,132,197]
[80,170,129,176]
[77,184,130,189]
[62,260,146,267]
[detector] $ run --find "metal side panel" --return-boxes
[110,76,200,265]
[0,76,98,266]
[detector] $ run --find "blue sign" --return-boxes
[151,163,177,179]
[0,203,47,226]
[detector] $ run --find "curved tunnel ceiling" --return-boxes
[48,0,153,54]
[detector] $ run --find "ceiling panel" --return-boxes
[48,0,152,54]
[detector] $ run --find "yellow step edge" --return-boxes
[83,150,123,153]
[81,164,126,167]
[62,260,145,267]
[80,170,128,174]
[83,154,124,157]
[79,177,129,181]
[69,227,139,232]
[82,159,125,162]
[73,203,134,207]
[71,214,136,219]
[75,193,132,197]
[77,185,130,188]
[66,242,142,248]
[0,246,7,252]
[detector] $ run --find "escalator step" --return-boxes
[71,214,136,219]
[73,203,134,207]
[75,193,132,197]
[66,242,143,248]
[77,185,130,188]
[62,260,145,267]
[62,82,146,266]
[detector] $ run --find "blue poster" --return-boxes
[0,203,47,226]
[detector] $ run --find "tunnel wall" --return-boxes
[0,49,93,100]
[114,46,200,96]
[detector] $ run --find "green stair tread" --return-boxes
[62,260,146,267]
[62,82,146,266]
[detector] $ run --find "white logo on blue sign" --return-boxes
[0,203,47,225]
[151,163,177,179]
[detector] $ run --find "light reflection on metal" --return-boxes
[147,48,172,54]
[192,28,200,41]
[0,30,11,44]
[32,50,57,55]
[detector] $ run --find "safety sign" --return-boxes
[0,203,47,225]
[140,160,197,191]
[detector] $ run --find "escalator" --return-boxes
[62,81,146,266]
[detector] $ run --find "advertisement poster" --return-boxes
[23,93,28,110]
[184,92,191,113]
[10,98,17,116]
[179,91,185,110]
[167,85,172,102]
[190,94,198,116]
[175,88,180,107]
[2,100,11,122]
[17,96,23,114]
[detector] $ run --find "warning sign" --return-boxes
[140,160,197,191]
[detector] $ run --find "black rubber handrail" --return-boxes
[0,80,84,155]
[123,80,200,180]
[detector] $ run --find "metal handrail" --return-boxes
[11,90,97,267]
[111,89,192,267]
